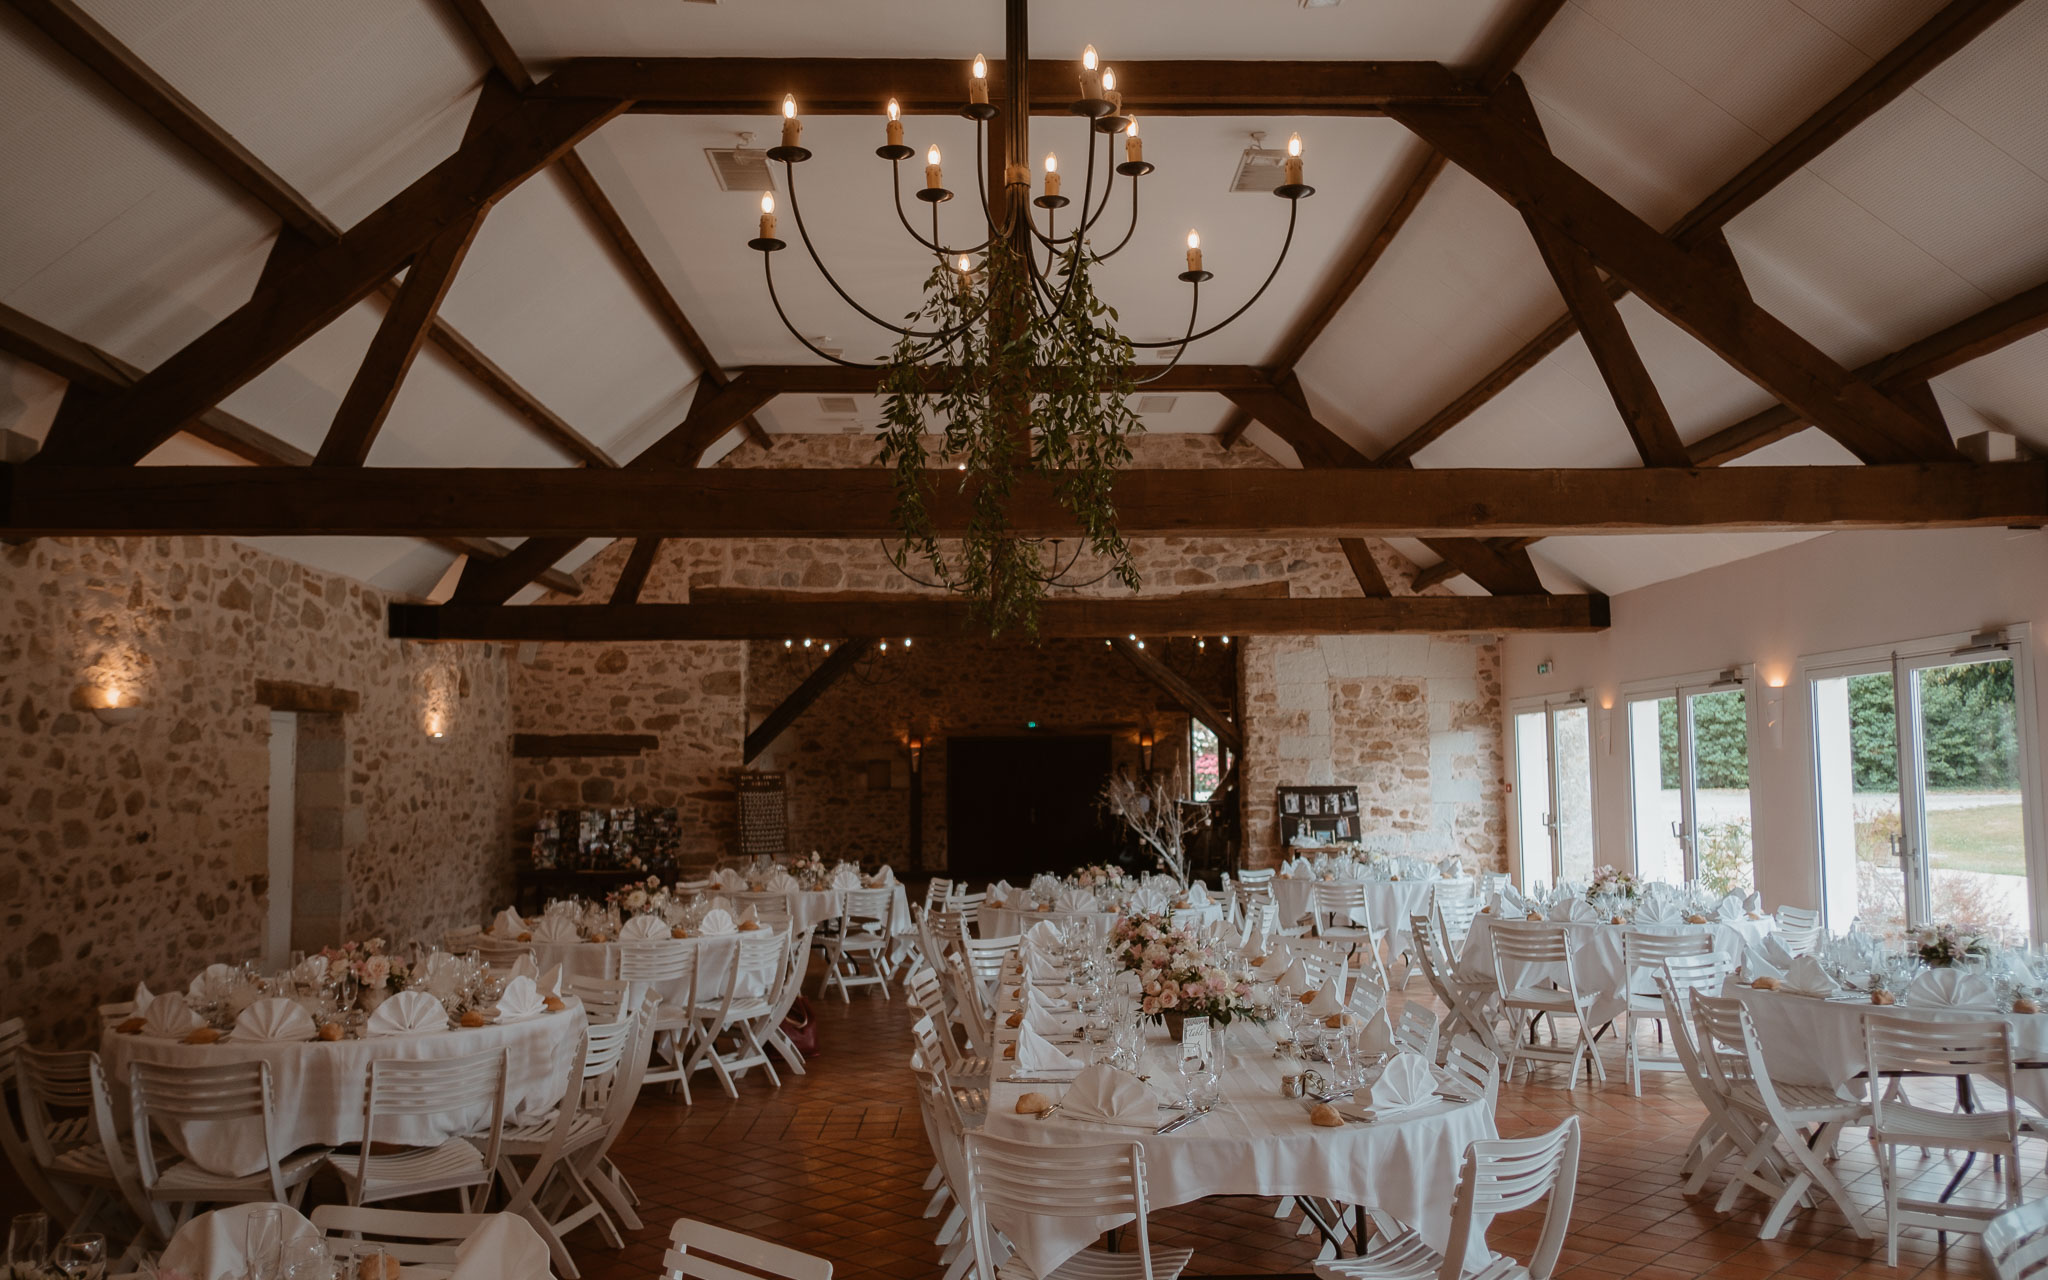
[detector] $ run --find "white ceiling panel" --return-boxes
[1532,531,1825,597]
[1933,327,2048,451]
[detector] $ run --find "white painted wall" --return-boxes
[1501,527,2048,913]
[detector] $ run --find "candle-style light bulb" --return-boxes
[1043,151,1060,199]
[1082,45,1099,71]
[780,94,801,149]
[758,191,776,240]
[1284,131,1305,186]
[106,688,121,708]
[958,254,971,273]
[1185,229,1203,274]
[1125,115,1142,164]
[969,53,989,105]
[1080,44,1103,100]
[1102,65,1121,113]
[925,143,943,190]
[885,98,903,148]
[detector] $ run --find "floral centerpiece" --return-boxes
[1108,913,1260,1029]
[1909,923,1991,968]
[320,938,412,1004]
[795,851,830,890]
[1586,865,1641,904]
[1073,863,1126,890]
[606,874,671,915]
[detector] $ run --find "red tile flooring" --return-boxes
[6,972,2034,1278]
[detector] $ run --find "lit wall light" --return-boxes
[73,683,142,726]
[1139,729,1155,773]
[908,734,923,774]
[1763,677,1786,749]
[1597,701,1613,756]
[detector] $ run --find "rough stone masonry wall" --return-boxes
[524,432,1503,875]
[0,536,514,1045]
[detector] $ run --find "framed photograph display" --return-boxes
[1276,785,1361,848]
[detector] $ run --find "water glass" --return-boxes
[280,1236,331,1280]
[52,1233,105,1280]
[8,1213,49,1279]
[246,1206,285,1280]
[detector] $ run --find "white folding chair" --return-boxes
[944,953,998,1065]
[1986,1196,2048,1280]
[1311,883,1387,960]
[1772,923,1824,957]
[763,924,820,1073]
[659,1217,833,1280]
[1866,1012,2023,1264]
[619,939,700,1101]
[327,1048,507,1208]
[310,1205,499,1269]
[1443,1033,1500,1114]
[1691,994,1870,1242]
[952,891,988,916]
[0,1018,73,1219]
[16,1048,153,1244]
[1313,1116,1582,1280]
[1654,960,1741,1195]
[962,935,1018,1005]
[472,937,534,971]
[1431,888,1480,961]
[689,929,786,1096]
[922,878,958,917]
[1774,905,1820,932]
[1409,915,1498,1055]
[1619,929,1716,1095]
[568,973,637,1021]
[963,1131,1193,1280]
[1488,922,1605,1086]
[127,1059,325,1233]
[1236,868,1276,889]
[909,966,988,1089]
[1394,1005,1439,1063]
[822,887,896,1002]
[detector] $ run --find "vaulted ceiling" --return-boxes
[1,0,2043,605]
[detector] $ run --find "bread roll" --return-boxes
[1015,1091,1053,1115]
[1309,1103,1345,1128]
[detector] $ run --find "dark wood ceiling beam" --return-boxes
[18,464,2040,540]
[391,595,1610,642]
[744,638,875,764]
[608,538,662,606]
[1375,0,2021,464]
[730,364,1275,395]
[1393,101,1957,465]
[315,212,487,467]
[1111,637,1243,754]
[532,58,1488,115]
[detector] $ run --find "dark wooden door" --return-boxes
[945,735,1115,881]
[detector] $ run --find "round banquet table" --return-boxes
[982,991,1493,1277]
[100,1002,583,1178]
[978,902,1224,943]
[715,883,912,933]
[1734,984,2048,1114]
[1270,876,1469,945]
[1454,911,1771,1027]
[529,932,768,1005]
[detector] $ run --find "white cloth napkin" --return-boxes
[1055,887,1097,913]
[737,904,762,929]
[1184,882,1210,907]
[1024,921,1063,951]
[133,979,154,1008]
[493,907,528,937]
[1023,1003,1067,1038]
[868,865,897,887]
[1025,984,1068,1012]
[510,953,540,982]
[1278,957,1316,995]
[1306,981,1344,1016]
[711,868,742,890]
[496,975,547,1021]
[366,989,449,1036]
[187,962,237,1000]
[1284,856,1314,879]
[1743,892,1764,915]
[1635,903,1682,926]
[1014,1022,1082,1073]
[448,1212,553,1280]
[160,1203,321,1280]
[1908,968,1998,1009]
[1022,950,1065,982]
[1780,955,1841,998]
[1128,886,1171,914]
[698,908,737,936]
[535,964,562,1001]
[620,914,669,941]
[289,954,328,988]
[234,997,316,1042]
[531,915,580,944]
[142,992,205,1038]
[831,864,863,890]
[1499,883,1527,913]
[1366,1052,1436,1116]
[765,869,798,892]
[1058,1065,1154,1125]
[988,880,1014,906]
[1554,899,1600,924]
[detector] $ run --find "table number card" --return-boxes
[1181,1015,1211,1063]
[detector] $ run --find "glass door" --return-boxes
[1513,701,1595,886]
[1626,677,1755,893]
[1811,667,1905,938]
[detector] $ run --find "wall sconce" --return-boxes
[425,712,448,741]
[73,684,142,726]
[908,735,923,774]
[1762,680,1785,749]
[1139,729,1155,773]
[1596,704,1613,756]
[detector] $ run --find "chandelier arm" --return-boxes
[1132,282,1203,386]
[1077,126,1123,239]
[891,159,995,258]
[762,253,882,368]
[971,114,1022,243]
[1096,171,1142,261]
[1025,537,1119,588]
[876,539,968,594]
[1128,197,1300,348]
[782,159,971,341]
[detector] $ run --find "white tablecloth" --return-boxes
[101,1003,582,1177]
[720,884,912,932]
[983,979,1493,1277]
[1456,912,1770,1027]
[533,934,761,1004]
[1735,985,2048,1114]
[1271,877,1470,952]
[978,903,1224,943]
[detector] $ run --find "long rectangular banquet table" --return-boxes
[1455,911,1771,1026]
[712,883,913,933]
[100,1001,583,1177]
[981,975,1494,1276]
[531,932,772,1004]
[978,902,1224,943]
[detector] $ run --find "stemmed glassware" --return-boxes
[8,1213,49,1279]
[51,1233,105,1280]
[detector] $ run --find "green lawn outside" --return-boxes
[1926,803,2025,876]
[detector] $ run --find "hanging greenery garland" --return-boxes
[876,236,1143,638]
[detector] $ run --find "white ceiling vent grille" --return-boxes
[817,396,859,416]
[1137,396,1179,413]
[705,148,774,192]
[1230,147,1290,193]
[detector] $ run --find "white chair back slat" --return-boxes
[662,1218,832,1280]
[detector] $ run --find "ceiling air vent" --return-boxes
[1230,146,1290,193]
[705,147,774,193]
[1137,396,1178,414]
[817,396,860,417]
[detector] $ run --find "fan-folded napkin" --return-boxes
[1058,1065,1154,1125]
[133,980,154,1008]
[187,962,238,1000]
[234,997,316,1042]
[1634,903,1682,926]
[831,864,863,890]
[1128,886,1171,914]
[1014,1022,1081,1073]
[493,907,529,937]
[510,953,540,982]
[1365,1051,1435,1116]
[1779,955,1840,998]
[698,908,737,935]
[1025,984,1068,1012]
[620,914,669,941]
[1283,857,1314,879]
[1552,899,1600,924]
[366,989,448,1036]
[765,869,798,892]
[869,865,897,887]
[142,992,205,1038]
[1908,968,1997,1009]
[531,915,580,944]
[496,975,547,1021]
[988,880,1013,907]
[1055,887,1097,913]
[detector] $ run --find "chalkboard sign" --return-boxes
[1276,785,1360,847]
[736,771,789,859]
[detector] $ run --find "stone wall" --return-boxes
[1240,634,1505,870]
[0,536,514,1045]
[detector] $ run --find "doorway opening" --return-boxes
[945,735,1114,882]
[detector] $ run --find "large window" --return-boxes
[1511,699,1595,887]
[1625,673,1754,894]
[1189,720,1223,801]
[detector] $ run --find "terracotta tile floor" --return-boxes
[560,977,2034,1280]
[5,974,2034,1278]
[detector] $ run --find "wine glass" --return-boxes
[246,1206,285,1280]
[8,1212,49,1279]
[52,1233,105,1280]
[280,1236,331,1280]
[1176,1052,1208,1110]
